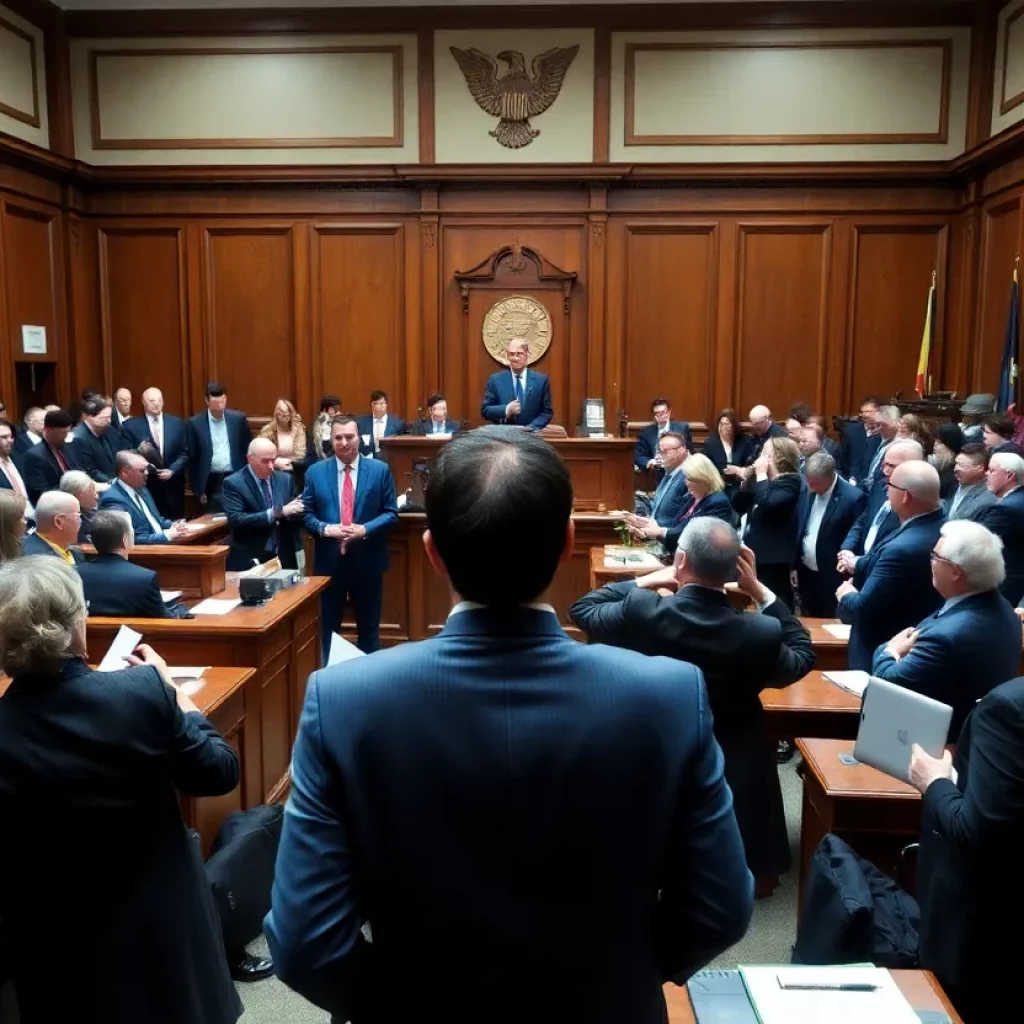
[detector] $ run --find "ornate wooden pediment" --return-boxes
[454,242,576,313]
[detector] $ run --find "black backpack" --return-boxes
[204,805,284,954]
[793,833,920,969]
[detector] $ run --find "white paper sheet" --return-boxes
[160,590,182,603]
[603,553,662,569]
[98,625,143,672]
[740,966,918,1024]
[178,679,205,696]
[823,670,870,698]
[190,597,242,616]
[328,632,366,666]
[822,623,852,640]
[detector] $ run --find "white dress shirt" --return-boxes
[116,478,170,538]
[449,600,555,619]
[863,500,891,554]
[208,412,231,473]
[801,477,837,572]
[148,414,164,458]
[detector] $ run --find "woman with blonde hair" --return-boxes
[663,453,737,550]
[733,436,803,609]
[0,489,26,561]
[260,398,308,473]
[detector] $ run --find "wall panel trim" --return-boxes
[1000,4,1024,115]
[0,14,41,129]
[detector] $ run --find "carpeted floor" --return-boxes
[233,757,805,1023]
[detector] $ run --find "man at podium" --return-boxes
[481,338,553,431]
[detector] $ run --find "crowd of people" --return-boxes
[0,382,1021,1024]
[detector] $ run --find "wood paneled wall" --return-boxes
[56,181,963,428]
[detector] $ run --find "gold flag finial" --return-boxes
[931,270,937,286]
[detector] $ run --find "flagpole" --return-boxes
[929,270,936,394]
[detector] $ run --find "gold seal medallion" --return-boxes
[481,294,553,365]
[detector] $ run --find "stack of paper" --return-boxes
[328,633,366,666]
[160,590,182,604]
[191,597,242,615]
[823,670,870,698]
[822,623,852,640]
[739,966,919,1024]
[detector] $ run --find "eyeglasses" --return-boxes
[887,482,908,493]
[929,550,955,565]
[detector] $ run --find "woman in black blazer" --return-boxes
[0,557,243,1024]
[703,408,755,491]
[732,436,803,610]
[663,454,737,551]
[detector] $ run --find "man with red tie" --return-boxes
[22,409,81,505]
[302,415,398,658]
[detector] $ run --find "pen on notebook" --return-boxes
[777,981,878,992]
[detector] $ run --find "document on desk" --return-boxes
[822,623,852,640]
[98,625,143,672]
[160,590,182,604]
[739,966,919,1024]
[191,597,242,615]
[328,632,366,666]
[823,670,870,698]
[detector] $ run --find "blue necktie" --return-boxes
[262,477,277,553]
[514,375,524,406]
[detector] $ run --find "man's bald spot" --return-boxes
[142,387,163,402]
[749,405,771,421]
[886,439,925,465]
[249,437,276,458]
[35,490,78,528]
[892,460,941,504]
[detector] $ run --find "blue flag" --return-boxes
[998,266,1020,413]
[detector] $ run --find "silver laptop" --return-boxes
[853,677,953,783]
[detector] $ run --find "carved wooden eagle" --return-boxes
[450,45,580,149]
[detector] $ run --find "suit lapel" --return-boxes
[820,484,843,532]
[328,460,340,521]
[354,460,367,520]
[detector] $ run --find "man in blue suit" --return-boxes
[186,381,250,511]
[837,461,946,670]
[356,389,406,459]
[99,451,188,545]
[796,451,867,617]
[266,426,753,1024]
[480,337,553,431]
[871,520,1020,741]
[302,415,398,656]
[121,387,189,520]
[979,452,1024,604]
[633,398,693,472]
[222,438,304,571]
[838,395,880,483]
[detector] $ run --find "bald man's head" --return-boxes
[35,490,80,548]
[141,388,164,416]
[749,405,772,436]
[248,437,277,480]
[890,460,941,519]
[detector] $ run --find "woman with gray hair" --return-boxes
[0,557,243,1024]
[59,468,98,544]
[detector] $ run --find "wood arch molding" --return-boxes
[454,242,577,314]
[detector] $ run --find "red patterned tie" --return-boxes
[341,465,354,527]
[54,446,68,473]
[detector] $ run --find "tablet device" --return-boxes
[853,677,952,783]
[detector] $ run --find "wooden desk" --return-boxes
[803,617,850,672]
[86,578,328,810]
[664,969,961,1023]
[760,671,861,741]
[796,738,921,918]
[375,514,620,644]
[177,513,230,545]
[79,543,229,599]
[380,435,637,513]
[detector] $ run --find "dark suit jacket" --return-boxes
[76,553,170,619]
[98,481,172,544]
[13,431,39,457]
[664,491,737,550]
[917,678,1024,1020]
[22,441,80,505]
[265,607,752,1023]
[408,418,462,437]
[734,473,803,566]
[743,422,788,465]
[481,369,553,430]
[838,508,946,670]
[857,432,886,491]
[121,414,189,477]
[21,532,83,563]
[649,470,690,527]
[990,440,1023,456]
[355,414,407,458]
[871,589,1020,741]
[633,421,694,471]
[71,424,119,484]
[839,419,871,482]
[841,477,898,555]
[0,451,26,493]
[0,657,241,1024]
[797,477,868,593]
[186,409,250,498]
[222,466,299,571]
[702,432,755,479]
[301,456,398,577]
[980,488,1024,604]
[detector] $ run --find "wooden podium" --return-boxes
[379,434,636,512]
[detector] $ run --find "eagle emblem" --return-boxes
[449,45,580,150]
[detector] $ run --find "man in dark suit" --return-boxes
[408,393,462,436]
[356,389,406,458]
[100,451,188,545]
[0,420,29,506]
[71,395,120,486]
[837,461,946,670]
[481,337,553,431]
[302,414,398,657]
[797,451,867,617]
[946,442,995,522]
[838,395,881,483]
[633,398,693,472]
[909,676,1024,1022]
[75,509,170,619]
[21,491,83,564]
[13,406,44,457]
[638,431,690,528]
[267,427,753,1023]
[872,519,1020,741]
[112,386,133,430]
[121,387,189,520]
[982,412,1023,456]
[22,409,81,506]
[722,404,786,486]
[222,438,304,571]
[979,451,1024,604]
[570,516,812,897]
[186,381,250,512]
